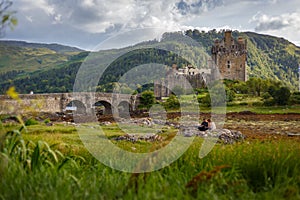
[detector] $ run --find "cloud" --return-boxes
[250,11,300,46]
[7,0,300,49]
[251,13,290,31]
[16,0,227,34]
[251,11,300,32]
[176,0,224,15]
[17,0,289,35]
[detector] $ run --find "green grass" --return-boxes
[163,94,300,114]
[225,105,300,114]
[0,123,300,199]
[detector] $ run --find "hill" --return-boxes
[0,30,300,94]
[0,40,84,73]
[186,29,300,89]
[0,40,83,53]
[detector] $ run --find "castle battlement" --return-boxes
[211,30,247,81]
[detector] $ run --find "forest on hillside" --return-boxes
[0,29,299,94]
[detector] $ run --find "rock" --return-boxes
[181,126,245,144]
[101,121,111,126]
[113,133,162,142]
[287,133,300,137]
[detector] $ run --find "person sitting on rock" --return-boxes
[207,119,216,130]
[198,118,208,131]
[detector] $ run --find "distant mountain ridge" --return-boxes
[0,30,300,94]
[0,40,84,74]
[0,40,84,53]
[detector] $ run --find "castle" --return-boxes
[211,30,247,81]
[154,64,212,97]
[154,30,247,98]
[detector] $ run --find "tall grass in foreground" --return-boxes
[1,123,299,200]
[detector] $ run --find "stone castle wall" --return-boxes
[154,30,248,98]
[154,66,210,98]
[211,30,247,81]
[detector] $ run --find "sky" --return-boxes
[2,0,300,50]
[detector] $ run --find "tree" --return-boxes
[0,0,17,36]
[289,92,300,105]
[164,94,180,109]
[274,87,291,105]
[139,91,155,110]
[198,81,228,107]
[264,86,291,106]
[246,78,266,96]
[226,88,235,102]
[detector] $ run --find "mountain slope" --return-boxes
[0,40,83,53]
[0,40,84,73]
[243,32,299,88]
[187,29,300,89]
[0,30,299,94]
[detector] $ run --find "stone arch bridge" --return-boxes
[0,92,140,116]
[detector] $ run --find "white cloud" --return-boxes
[17,0,227,34]
[21,0,55,16]
[6,0,300,49]
[250,11,300,46]
[251,12,290,31]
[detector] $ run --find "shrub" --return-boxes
[274,87,291,105]
[263,98,276,106]
[252,101,263,106]
[44,118,51,124]
[139,91,156,110]
[264,86,291,106]
[239,102,248,106]
[199,93,211,107]
[25,118,39,126]
[226,88,236,102]
[164,95,180,109]
[198,86,235,107]
[262,92,271,100]
[289,92,300,105]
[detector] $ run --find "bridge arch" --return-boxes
[94,100,112,115]
[66,100,86,114]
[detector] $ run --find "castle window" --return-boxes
[227,61,231,69]
[240,64,243,69]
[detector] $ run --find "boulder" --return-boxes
[181,126,245,144]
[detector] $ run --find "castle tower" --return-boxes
[211,30,247,81]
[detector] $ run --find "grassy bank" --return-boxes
[164,94,300,114]
[0,123,299,199]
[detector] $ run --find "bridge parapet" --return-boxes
[0,92,139,115]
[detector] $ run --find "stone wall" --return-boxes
[154,67,211,98]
